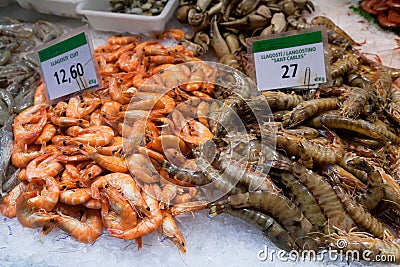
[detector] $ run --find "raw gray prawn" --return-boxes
[269,170,329,234]
[344,137,382,151]
[283,126,320,139]
[208,85,253,136]
[0,98,10,126]
[0,115,15,195]
[161,160,211,186]
[218,148,278,192]
[329,56,359,79]
[0,49,11,66]
[13,87,35,114]
[331,185,386,239]
[2,168,20,196]
[220,133,274,171]
[207,96,243,137]
[209,190,317,250]
[0,88,15,114]
[260,91,303,111]
[340,86,369,118]
[346,159,383,211]
[386,81,400,124]
[321,114,400,145]
[33,20,63,43]
[337,153,368,182]
[225,208,300,252]
[192,149,246,195]
[267,127,344,168]
[373,66,391,105]
[270,155,358,233]
[326,164,366,193]
[208,71,253,136]
[282,97,340,128]
[376,167,400,216]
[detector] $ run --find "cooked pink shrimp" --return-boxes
[0,183,27,218]
[161,210,186,253]
[27,176,59,211]
[59,188,92,205]
[91,173,151,217]
[16,191,59,231]
[56,208,103,243]
[25,154,64,182]
[107,191,162,240]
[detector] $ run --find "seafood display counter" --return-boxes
[1,1,400,267]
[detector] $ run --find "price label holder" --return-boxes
[247,26,331,91]
[36,25,103,103]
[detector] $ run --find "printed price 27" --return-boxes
[281,64,298,79]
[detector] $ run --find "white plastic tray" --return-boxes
[15,0,83,18]
[76,0,179,34]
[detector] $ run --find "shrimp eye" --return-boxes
[78,119,83,123]
[63,141,67,146]
[119,106,123,112]
[146,207,151,211]
[102,114,107,118]
[104,184,109,188]
[62,185,67,189]
[50,218,55,222]
[79,144,84,149]
[88,173,92,178]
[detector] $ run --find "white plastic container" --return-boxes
[76,0,179,34]
[15,0,84,18]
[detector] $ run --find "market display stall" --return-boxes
[1,1,400,266]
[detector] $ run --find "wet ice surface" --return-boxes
[2,210,392,267]
[0,211,357,267]
[0,212,269,267]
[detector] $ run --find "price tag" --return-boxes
[249,28,330,91]
[37,27,101,101]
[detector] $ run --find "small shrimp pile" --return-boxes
[0,17,64,198]
[0,33,218,253]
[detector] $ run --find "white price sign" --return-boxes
[252,29,329,90]
[38,30,100,101]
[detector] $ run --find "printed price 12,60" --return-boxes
[53,63,84,85]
